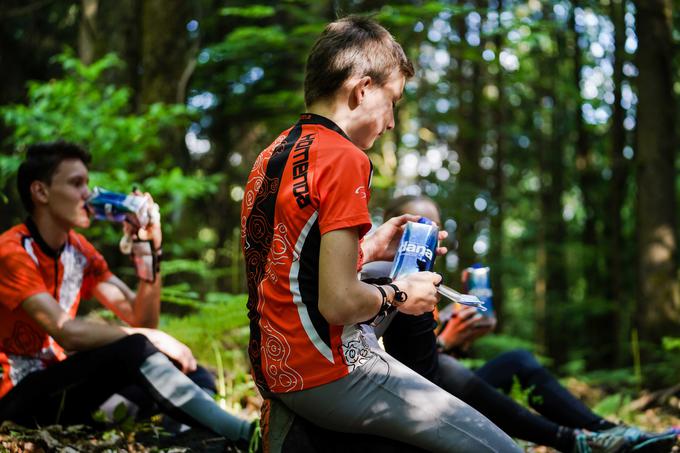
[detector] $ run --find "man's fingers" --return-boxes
[184,351,197,373]
[458,306,478,320]
[390,213,419,225]
[461,315,482,330]
[431,272,444,286]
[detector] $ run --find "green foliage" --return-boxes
[220,5,276,18]
[470,333,538,363]
[592,393,633,419]
[560,358,587,377]
[0,51,217,203]
[160,293,249,367]
[2,4,678,431]
[579,367,642,388]
[160,291,252,410]
[90,402,160,438]
[1,51,223,273]
[212,26,288,59]
[376,3,460,26]
[1,51,186,168]
[0,155,21,202]
[507,375,542,409]
[662,336,680,351]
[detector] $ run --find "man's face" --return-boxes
[349,69,406,150]
[40,159,91,230]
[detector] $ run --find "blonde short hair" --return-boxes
[304,15,414,107]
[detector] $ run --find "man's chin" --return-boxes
[76,217,91,229]
[358,140,375,151]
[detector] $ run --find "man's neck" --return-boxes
[29,211,69,252]
[307,100,354,139]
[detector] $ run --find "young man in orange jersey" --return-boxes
[241,16,520,452]
[0,142,252,446]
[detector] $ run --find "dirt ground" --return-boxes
[1,381,678,452]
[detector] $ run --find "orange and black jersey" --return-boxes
[241,114,375,394]
[0,218,112,399]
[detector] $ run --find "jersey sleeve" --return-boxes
[0,250,49,311]
[315,146,372,237]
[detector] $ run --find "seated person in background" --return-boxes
[365,194,676,453]
[0,142,253,447]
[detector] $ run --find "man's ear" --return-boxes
[30,180,49,206]
[350,76,372,109]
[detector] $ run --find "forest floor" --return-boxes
[523,378,680,452]
[2,307,677,452]
[0,379,678,452]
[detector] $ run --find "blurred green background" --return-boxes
[0,0,678,420]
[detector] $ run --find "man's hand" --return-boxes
[392,271,442,315]
[362,214,448,263]
[121,192,162,251]
[142,329,197,373]
[438,306,496,352]
[136,192,161,250]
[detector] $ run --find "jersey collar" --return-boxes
[297,113,351,143]
[24,217,65,258]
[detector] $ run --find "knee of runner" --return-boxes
[187,365,217,394]
[117,333,159,363]
[503,349,541,373]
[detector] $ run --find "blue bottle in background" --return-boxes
[462,264,495,319]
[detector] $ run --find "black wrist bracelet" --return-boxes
[387,283,408,305]
[130,240,161,283]
[370,284,393,327]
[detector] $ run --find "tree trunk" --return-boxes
[453,8,484,271]
[78,0,192,165]
[78,0,97,65]
[538,22,568,365]
[571,0,601,300]
[78,0,142,100]
[490,0,505,327]
[606,0,631,365]
[140,0,194,168]
[140,0,194,107]
[634,0,680,342]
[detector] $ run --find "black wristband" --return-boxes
[373,283,387,302]
[386,283,407,305]
[130,240,161,283]
[369,284,393,327]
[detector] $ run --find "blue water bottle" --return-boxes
[87,187,149,228]
[462,264,495,320]
[389,217,439,280]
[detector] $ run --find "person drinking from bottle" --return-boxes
[0,142,254,447]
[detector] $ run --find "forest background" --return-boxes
[0,0,679,446]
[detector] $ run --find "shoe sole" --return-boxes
[630,434,677,453]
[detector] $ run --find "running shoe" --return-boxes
[572,429,629,453]
[629,433,677,453]
[603,425,676,452]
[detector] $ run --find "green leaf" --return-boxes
[662,336,680,351]
[219,5,276,18]
[112,401,128,423]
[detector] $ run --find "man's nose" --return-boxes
[386,113,395,130]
